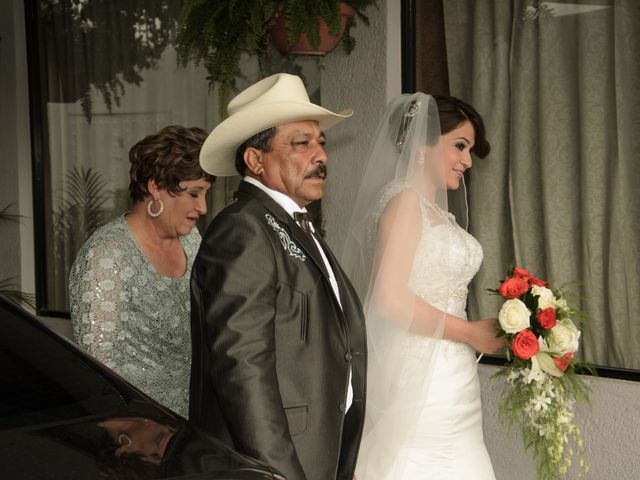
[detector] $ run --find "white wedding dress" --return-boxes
[381,191,496,479]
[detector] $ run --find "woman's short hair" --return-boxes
[434,96,490,158]
[128,125,215,202]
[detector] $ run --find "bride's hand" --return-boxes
[467,318,507,354]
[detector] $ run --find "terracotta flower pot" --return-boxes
[271,3,356,56]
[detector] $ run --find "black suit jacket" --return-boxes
[190,182,367,480]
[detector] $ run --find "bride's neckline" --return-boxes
[389,180,456,223]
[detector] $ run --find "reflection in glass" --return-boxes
[99,417,176,465]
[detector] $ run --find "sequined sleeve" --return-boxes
[69,221,136,371]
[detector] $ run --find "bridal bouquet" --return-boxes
[491,266,592,479]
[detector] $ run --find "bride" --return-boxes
[343,93,506,479]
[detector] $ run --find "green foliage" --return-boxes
[41,0,182,122]
[0,277,36,310]
[0,204,35,309]
[284,0,341,47]
[496,368,592,479]
[0,203,22,225]
[53,166,112,263]
[175,0,376,118]
[176,0,276,118]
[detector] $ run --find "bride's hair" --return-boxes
[434,95,490,158]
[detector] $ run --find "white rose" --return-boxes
[547,319,581,354]
[498,298,531,334]
[532,285,557,310]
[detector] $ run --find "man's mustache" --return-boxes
[305,165,328,179]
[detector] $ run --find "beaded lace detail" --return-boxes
[377,182,484,358]
[69,216,200,417]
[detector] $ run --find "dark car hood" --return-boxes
[0,298,282,480]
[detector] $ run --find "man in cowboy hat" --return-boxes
[189,73,366,480]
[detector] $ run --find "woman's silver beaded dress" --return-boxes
[69,216,200,418]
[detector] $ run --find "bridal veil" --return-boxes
[342,93,455,478]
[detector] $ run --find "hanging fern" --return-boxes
[175,0,376,118]
[176,0,276,118]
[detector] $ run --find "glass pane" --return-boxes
[30,0,214,314]
[442,0,640,370]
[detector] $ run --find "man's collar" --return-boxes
[243,177,307,217]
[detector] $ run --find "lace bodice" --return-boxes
[374,181,483,319]
[374,182,483,361]
[69,216,200,418]
[408,200,483,319]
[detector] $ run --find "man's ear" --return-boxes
[244,147,264,176]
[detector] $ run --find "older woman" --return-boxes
[70,125,214,418]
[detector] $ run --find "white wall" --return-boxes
[480,366,640,479]
[321,0,400,252]
[320,1,640,479]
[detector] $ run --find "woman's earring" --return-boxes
[147,198,164,217]
[416,151,425,165]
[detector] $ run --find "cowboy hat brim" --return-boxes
[200,101,353,176]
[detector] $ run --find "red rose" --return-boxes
[529,276,549,287]
[511,329,539,360]
[498,276,530,299]
[536,307,557,329]
[552,353,574,372]
[513,266,532,279]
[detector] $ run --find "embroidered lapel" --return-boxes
[238,182,330,277]
[265,213,306,261]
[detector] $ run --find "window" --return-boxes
[25,0,213,315]
[407,0,640,371]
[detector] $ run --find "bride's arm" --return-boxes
[372,190,504,354]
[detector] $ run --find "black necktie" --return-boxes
[294,212,329,277]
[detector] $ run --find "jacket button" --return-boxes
[345,352,353,362]
[339,403,346,413]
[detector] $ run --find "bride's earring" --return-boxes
[416,151,425,166]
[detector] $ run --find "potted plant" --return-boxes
[175,0,376,118]
[270,2,354,56]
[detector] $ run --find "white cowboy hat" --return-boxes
[199,73,353,176]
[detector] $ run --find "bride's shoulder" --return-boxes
[377,180,421,209]
[376,181,452,230]
[374,182,425,228]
